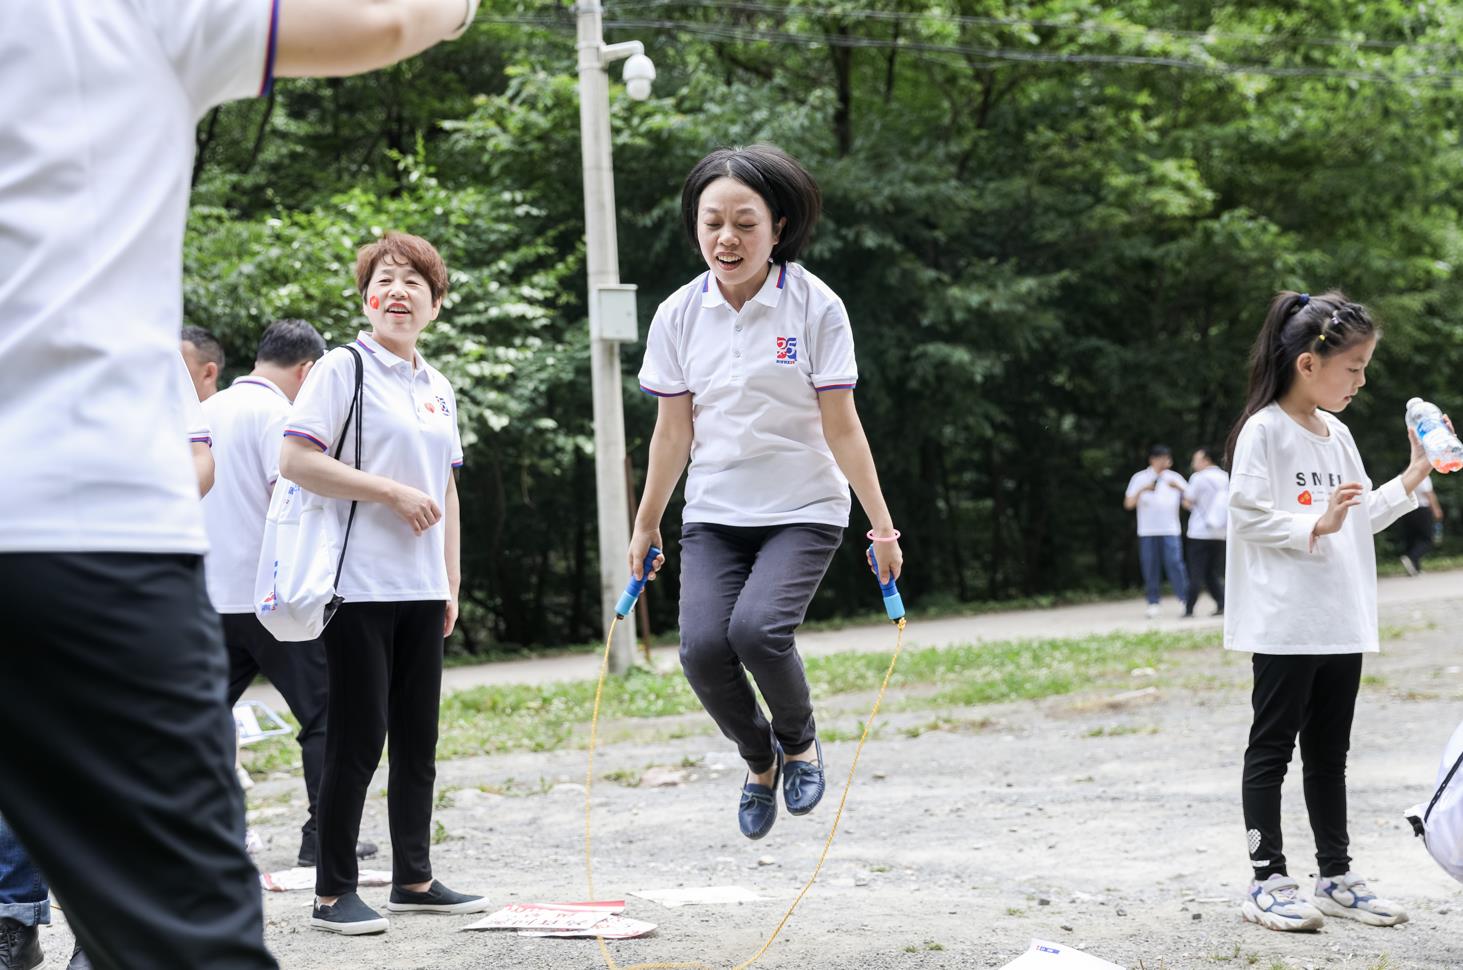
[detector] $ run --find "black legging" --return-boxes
[1242,653,1362,881]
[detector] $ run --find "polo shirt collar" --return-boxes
[231,375,288,401]
[699,263,788,310]
[355,331,421,371]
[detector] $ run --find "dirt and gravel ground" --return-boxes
[44,582,1463,969]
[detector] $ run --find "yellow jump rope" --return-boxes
[582,543,906,970]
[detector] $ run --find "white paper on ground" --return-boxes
[630,886,764,907]
[1000,940,1126,970]
[519,914,657,939]
[463,901,625,932]
[259,867,392,893]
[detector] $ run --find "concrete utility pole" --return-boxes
[575,1,655,673]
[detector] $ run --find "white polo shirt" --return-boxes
[1184,466,1230,540]
[0,1,276,554]
[638,263,859,528]
[284,333,463,602]
[1125,468,1187,537]
[201,377,291,613]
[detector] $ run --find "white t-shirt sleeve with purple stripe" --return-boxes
[144,0,279,119]
[283,347,354,454]
[809,299,858,392]
[175,354,211,445]
[638,294,690,397]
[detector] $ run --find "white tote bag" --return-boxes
[254,346,364,642]
[1406,718,1463,884]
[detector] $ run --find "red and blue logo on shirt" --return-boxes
[775,336,798,365]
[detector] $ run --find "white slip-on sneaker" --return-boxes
[1313,873,1408,927]
[1241,874,1324,932]
[1144,604,1160,620]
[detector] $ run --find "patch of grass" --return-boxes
[1085,724,1160,738]
[1376,554,1463,578]
[1005,907,1024,917]
[431,819,450,844]
[602,768,642,787]
[434,785,460,810]
[924,942,945,951]
[258,628,1223,777]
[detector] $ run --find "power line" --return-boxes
[611,0,1463,55]
[471,13,1463,86]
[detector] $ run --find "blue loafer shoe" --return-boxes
[738,747,783,840]
[782,739,825,816]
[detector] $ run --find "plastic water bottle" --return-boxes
[1406,398,1463,473]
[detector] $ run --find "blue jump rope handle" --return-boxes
[867,544,905,623]
[616,546,662,618]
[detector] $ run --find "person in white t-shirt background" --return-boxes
[1396,475,1444,576]
[1123,444,1190,619]
[1223,290,1442,934]
[1181,446,1228,617]
[280,232,486,935]
[631,145,903,843]
[0,2,482,967]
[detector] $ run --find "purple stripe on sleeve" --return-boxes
[259,0,280,97]
[283,430,328,451]
[814,383,857,393]
[640,385,690,398]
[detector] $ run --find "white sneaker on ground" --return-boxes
[1241,874,1324,932]
[1399,555,1419,577]
[1313,873,1408,927]
[1144,604,1160,620]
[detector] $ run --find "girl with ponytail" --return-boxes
[1225,290,1440,933]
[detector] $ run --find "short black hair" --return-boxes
[1194,445,1217,463]
[681,144,822,264]
[180,325,225,370]
[1149,443,1172,459]
[256,319,326,366]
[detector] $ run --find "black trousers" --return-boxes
[315,600,444,897]
[1184,538,1225,614]
[1400,506,1435,571]
[223,613,328,845]
[677,523,843,773]
[1242,652,1362,881]
[0,553,275,970]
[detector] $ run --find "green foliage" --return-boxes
[185,0,1463,652]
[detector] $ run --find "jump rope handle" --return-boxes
[616,546,662,618]
[867,544,905,623]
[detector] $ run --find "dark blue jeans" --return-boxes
[0,813,49,927]
[1138,534,1189,606]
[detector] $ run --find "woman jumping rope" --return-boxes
[630,144,903,840]
[1226,290,1440,932]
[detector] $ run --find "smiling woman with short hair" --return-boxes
[279,231,486,936]
[629,145,905,842]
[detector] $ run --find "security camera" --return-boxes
[623,53,655,101]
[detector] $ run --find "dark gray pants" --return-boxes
[678,522,842,773]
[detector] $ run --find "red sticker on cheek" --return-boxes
[369,296,380,310]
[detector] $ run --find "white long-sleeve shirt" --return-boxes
[1224,403,1418,655]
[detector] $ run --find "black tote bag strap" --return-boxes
[1425,742,1463,825]
[330,346,365,596]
